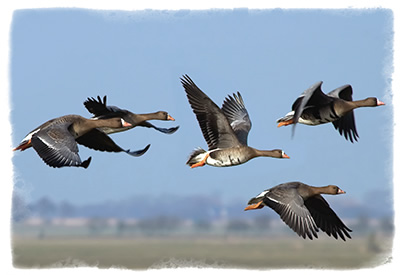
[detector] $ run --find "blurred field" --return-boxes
[12,235,392,270]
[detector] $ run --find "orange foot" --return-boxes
[190,153,209,168]
[277,119,294,128]
[244,200,264,211]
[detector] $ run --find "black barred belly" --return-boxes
[301,104,340,125]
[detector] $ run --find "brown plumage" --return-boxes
[84,96,178,135]
[181,74,289,168]
[277,81,385,142]
[13,115,150,168]
[245,181,352,240]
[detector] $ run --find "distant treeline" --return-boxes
[12,192,394,223]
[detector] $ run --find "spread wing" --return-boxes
[327,85,359,142]
[305,195,352,241]
[332,114,359,142]
[181,74,241,150]
[84,96,125,119]
[221,92,252,145]
[263,186,319,240]
[31,125,91,168]
[76,129,150,157]
[292,81,333,122]
[138,121,180,134]
[327,84,353,101]
[291,81,333,137]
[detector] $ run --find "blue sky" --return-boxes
[9,7,393,211]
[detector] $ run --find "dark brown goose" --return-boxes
[181,74,289,168]
[13,115,150,168]
[245,181,352,240]
[84,96,179,135]
[276,81,385,142]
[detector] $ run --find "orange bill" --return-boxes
[282,153,290,159]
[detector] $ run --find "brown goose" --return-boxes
[276,81,385,142]
[13,115,150,168]
[181,74,289,168]
[245,181,352,240]
[84,96,178,135]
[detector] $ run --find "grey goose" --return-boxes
[84,95,178,135]
[181,74,289,168]
[277,81,385,142]
[245,181,352,241]
[13,115,149,168]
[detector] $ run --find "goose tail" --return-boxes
[186,148,207,167]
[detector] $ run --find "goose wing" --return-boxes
[304,195,352,241]
[332,113,359,142]
[84,97,131,135]
[30,124,91,168]
[76,129,150,157]
[328,85,358,142]
[181,74,241,149]
[85,96,178,135]
[327,84,353,101]
[290,82,330,136]
[137,121,180,134]
[221,92,252,145]
[292,82,333,121]
[84,96,126,119]
[263,185,319,239]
